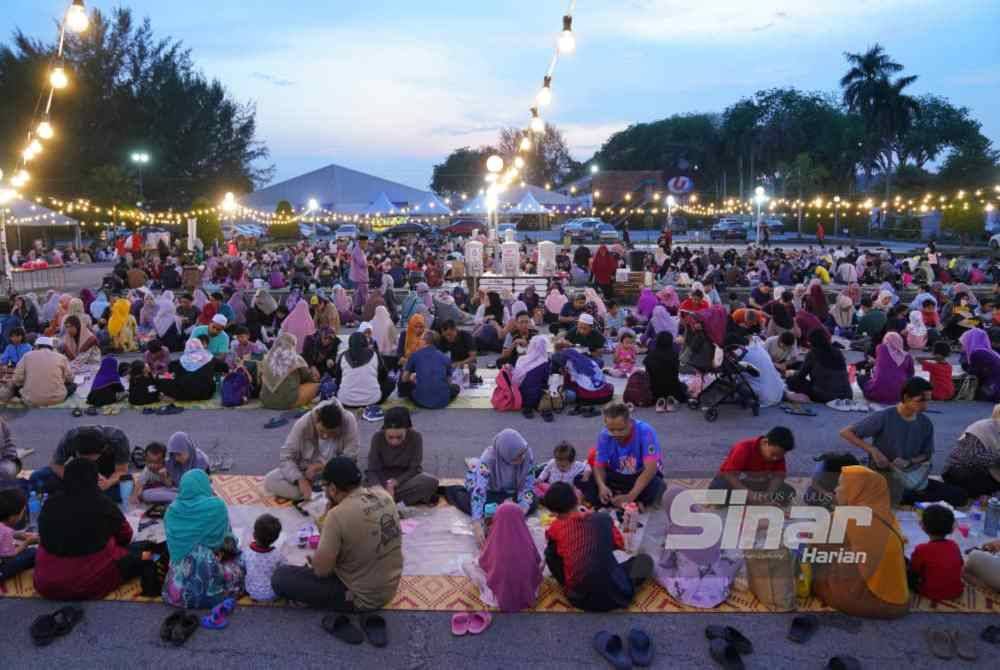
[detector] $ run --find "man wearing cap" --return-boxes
[555,312,606,358]
[264,398,361,501]
[271,457,403,611]
[189,314,231,358]
[12,336,75,407]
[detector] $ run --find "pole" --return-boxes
[137,165,144,201]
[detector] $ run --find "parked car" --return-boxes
[561,217,603,240]
[990,233,1000,252]
[443,219,485,236]
[335,224,359,240]
[710,218,748,241]
[666,216,688,234]
[595,223,620,242]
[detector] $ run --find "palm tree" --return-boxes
[841,45,917,197]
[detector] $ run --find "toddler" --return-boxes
[0,489,38,582]
[243,513,285,601]
[917,341,955,401]
[128,360,161,406]
[909,504,964,602]
[144,338,171,377]
[535,442,590,498]
[130,442,176,504]
[609,329,638,378]
[0,328,32,367]
[604,301,626,338]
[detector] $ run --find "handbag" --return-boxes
[892,460,931,493]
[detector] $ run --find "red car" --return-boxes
[443,219,486,236]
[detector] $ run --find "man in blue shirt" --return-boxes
[189,314,230,358]
[402,332,459,409]
[578,402,664,510]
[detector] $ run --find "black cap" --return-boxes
[323,457,362,489]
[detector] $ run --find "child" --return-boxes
[144,338,171,377]
[229,325,265,363]
[903,310,928,350]
[535,441,591,498]
[710,426,796,506]
[803,452,859,509]
[130,442,176,503]
[1,328,32,367]
[909,504,964,602]
[918,341,955,401]
[128,360,162,406]
[919,299,940,329]
[604,301,625,338]
[243,513,285,601]
[610,329,638,377]
[0,489,39,582]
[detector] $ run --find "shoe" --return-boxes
[787,615,819,644]
[142,407,156,415]
[593,631,632,670]
[522,407,535,419]
[451,613,470,636]
[666,396,679,412]
[362,406,385,422]
[825,657,861,670]
[705,626,753,655]
[71,408,83,417]
[709,638,744,670]
[361,614,388,648]
[85,406,99,416]
[322,614,363,645]
[951,630,977,661]
[982,625,1000,644]
[627,628,654,667]
[580,406,598,418]
[467,611,491,635]
[264,416,290,429]
[926,627,955,660]
[157,403,184,416]
[541,410,554,423]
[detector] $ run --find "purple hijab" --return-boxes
[91,356,122,391]
[637,288,657,320]
[349,242,369,283]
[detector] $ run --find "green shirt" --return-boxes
[190,325,230,356]
[856,309,887,339]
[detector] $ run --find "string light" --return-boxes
[530,107,544,134]
[50,66,69,89]
[66,0,89,33]
[37,120,54,139]
[558,14,576,54]
[536,75,553,107]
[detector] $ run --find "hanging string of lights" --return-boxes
[1,1,89,194]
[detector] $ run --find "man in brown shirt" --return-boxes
[271,458,403,611]
[126,266,148,289]
[12,337,75,407]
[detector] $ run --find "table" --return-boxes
[9,265,66,292]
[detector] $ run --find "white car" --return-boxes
[335,224,359,240]
[990,233,1000,251]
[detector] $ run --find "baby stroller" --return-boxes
[681,305,759,422]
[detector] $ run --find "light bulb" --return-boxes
[486,155,503,173]
[29,139,42,154]
[519,136,532,152]
[530,115,544,134]
[514,156,525,169]
[66,1,89,33]
[22,147,35,161]
[50,67,68,89]
[558,15,575,54]
[536,76,553,107]
[16,169,30,184]
[37,120,54,139]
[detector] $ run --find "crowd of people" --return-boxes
[3,231,1000,634]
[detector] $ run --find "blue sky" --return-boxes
[7,1,1000,190]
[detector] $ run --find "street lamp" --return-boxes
[131,151,150,201]
[666,195,676,232]
[307,197,319,238]
[833,195,842,236]
[754,186,768,243]
[0,187,17,281]
[590,164,599,174]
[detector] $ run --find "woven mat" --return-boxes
[3,474,997,613]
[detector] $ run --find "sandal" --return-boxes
[71,408,83,417]
[467,611,491,635]
[655,398,667,414]
[982,625,1000,644]
[264,417,290,429]
[85,406,99,416]
[30,614,59,647]
[825,657,861,670]
[708,638,745,670]
[157,403,184,416]
[451,613,470,636]
[361,614,388,648]
[541,410,554,423]
[951,630,977,661]
[666,396,679,413]
[322,614,363,644]
[593,631,631,670]
[705,625,753,655]
[787,614,819,644]
[926,627,955,660]
[627,628,655,667]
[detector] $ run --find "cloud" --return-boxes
[560,122,631,158]
[250,72,295,87]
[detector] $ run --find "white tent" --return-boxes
[459,193,489,215]
[2,198,79,227]
[410,192,452,216]
[507,191,549,214]
[361,192,399,216]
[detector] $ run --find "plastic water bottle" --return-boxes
[119,479,133,514]
[27,491,42,530]
[985,498,1000,538]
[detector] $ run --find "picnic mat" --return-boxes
[3,474,997,613]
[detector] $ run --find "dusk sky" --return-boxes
[7,1,1000,191]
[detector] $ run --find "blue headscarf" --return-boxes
[164,470,231,564]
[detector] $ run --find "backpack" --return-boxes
[221,367,252,407]
[490,365,522,411]
[623,370,654,407]
[319,374,338,401]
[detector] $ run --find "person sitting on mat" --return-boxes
[271,457,402,611]
[709,426,796,506]
[365,406,440,505]
[542,482,653,612]
[401,330,460,410]
[263,398,360,501]
[578,403,664,511]
[29,425,130,501]
[461,501,543,613]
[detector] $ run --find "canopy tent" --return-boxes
[499,184,573,208]
[1,198,80,227]
[459,193,490,215]
[361,192,399,216]
[507,191,550,214]
[409,192,452,216]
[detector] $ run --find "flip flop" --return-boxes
[467,611,491,635]
[142,407,157,415]
[451,613,470,636]
[71,408,83,417]
[541,410,555,423]
[85,406,99,416]
[787,614,819,644]
[951,630,977,661]
[825,656,861,670]
[655,398,667,414]
[50,606,84,637]
[705,626,753,655]
[926,628,955,660]
[264,417,290,429]
[322,614,363,645]
[160,612,185,644]
[580,406,598,418]
[362,614,388,648]
[781,404,817,417]
[708,638,745,670]
[982,625,1000,644]
[200,609,228,630]
[593,631,632,670]
[627,628,654,667]
[157,404,184,415]
[30,614,59,647]
[666,396,679,412]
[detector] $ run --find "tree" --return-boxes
[899,95,983,169]
[268,200,300,239]
[430,146,495,196]
[497,124,578,187]
[192,196,221,245]
[937,138,1000,189]
[81,165,138,205]
[777,153,830,236]
[0,8,272,209]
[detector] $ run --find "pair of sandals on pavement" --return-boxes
[926,627,979,661]
[826,398,881,413]
[706,619,860,670]
[451,611,491,636]
[30,606,84,647]
[321,613,387,647]
[71,405,120,417]
[141,403,184,416]
[593,628,654,669]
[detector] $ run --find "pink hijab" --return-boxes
[657,287,680,311]
[478,501,542,612]
[544,289,567,315]
[280,300,316,353]
[881,332,909,366]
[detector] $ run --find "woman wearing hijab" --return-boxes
[462,501,543,612]
[10,294,40,334]
[518,285,540,313]
[395,313,427,392]
[654,486,743,608]
[634,288,657,324]
[79,288,96,316]
[85,356,125,407]
[137,292,159,337]
[157,339,217,402]
[794,304,827,347]
[903,310,928,350]
[261,332,318,410]
[860,332,914,404]
[641,305,678,347]
[34,459,135,600]
[226,290,248,326]
[657,287,680,312]
[369,304,398,360]
[331,285,354,325]
[591,245,617,298]
[196,299,218,327]
[361,285,387,323]
[313,292,341,333]
[513,334,551,416]
[39,290,60,325]
[61,314,101,373]
[787,330,852,403]
[44,293,73,337]
[943,404,1000,498]
[89,291,110,323]
[830,293,857,338]
[246,289,278,342]
[152,291,183,351]
[812,466,908,618]
[335,332,391,408]
[108,298,138,352]
[64,297,92,333]
[162,471,244,609]
[960,328,1000,402]
[165,431,211,485]
[644,332,687,406]
[807,280,829,323]
[447,429,537,543]
[280,300,316,354]
[302,326,341,378]
[473,291,506,353]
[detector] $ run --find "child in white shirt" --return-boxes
[535,442,591,498]
[242,514,285,601]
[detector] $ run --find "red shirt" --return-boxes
[911,539,964,601]
[920,360,954,401]
[679,297,708,313]
[545,511,623,594]
[720,437,786,474]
